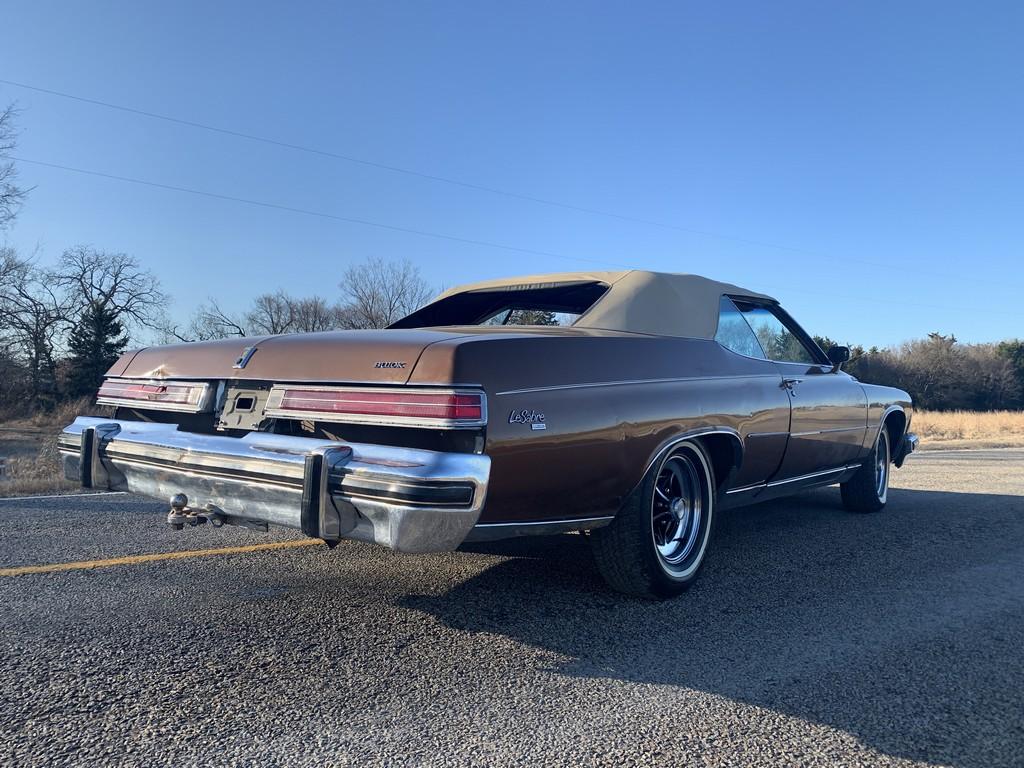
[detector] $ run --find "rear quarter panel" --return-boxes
[412,333,791,523]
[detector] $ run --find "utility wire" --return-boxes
[3,79,700,230]
[2,77,1011,289]
[11,156,630,269]
[14,155,1023,319]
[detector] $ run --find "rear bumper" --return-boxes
[59,417,490,552]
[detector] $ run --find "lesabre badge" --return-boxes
[509,409,546,430]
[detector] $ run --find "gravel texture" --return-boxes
[1,450,1022,767]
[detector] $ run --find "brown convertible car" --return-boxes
[60,270,917,598]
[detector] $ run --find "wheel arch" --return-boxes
[638,428,743,497]
[878,405,908,449]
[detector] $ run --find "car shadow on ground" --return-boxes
[402,487,1024,767]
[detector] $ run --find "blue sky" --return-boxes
[1,1,1021,346]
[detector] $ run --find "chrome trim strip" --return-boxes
[790,426,868,438]
[466,515,614,542]
[329,473,476,508]
[107,375,486,388]
[640,428,743,481]
[232,345,258,369]
[726,463,862,495]
[265,384,488,430]
[765,464,860,488]
[102,451,303,490]
[725,483,763,495]
[496,374,780,396]
[474,515,614,529]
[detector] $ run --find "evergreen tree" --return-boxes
[996,339,1024,408]
[507,309,560,325]
[66,301,128,398]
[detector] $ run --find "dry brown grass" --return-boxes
[0,398,104,497]
[28,397,101,429]
[0,435,79,497]
[914,410,1024,445]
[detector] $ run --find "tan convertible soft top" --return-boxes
[432,270,776,339]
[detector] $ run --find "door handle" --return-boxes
[781,378,803,395]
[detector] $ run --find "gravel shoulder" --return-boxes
[1,450,1022,767]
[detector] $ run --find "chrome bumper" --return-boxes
[894,432,919,467]
[59,417,490,553]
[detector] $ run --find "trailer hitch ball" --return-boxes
[167,493,190,530]
[166,495,234,531]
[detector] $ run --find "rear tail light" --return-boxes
[97,378,213,413]
[265,386,487,429]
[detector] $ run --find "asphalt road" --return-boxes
[1,450,1022,767]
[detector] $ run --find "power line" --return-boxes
[11,156,630,269]
[13,155,1023,319]
[4,78,708,231]
[2,77,1010,290]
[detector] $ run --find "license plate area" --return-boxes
[217,386,273,431]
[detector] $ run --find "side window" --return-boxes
[732,300,819,364]
[715,297,766,359]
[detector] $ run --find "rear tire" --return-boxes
[841,426,890,512]
[590,440,716,599]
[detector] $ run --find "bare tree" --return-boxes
[245,291,296,335]
[157,259,431,343]
[338,258,433,329]
[290,295,342,332]
[243,292,346,335]
[0,247,165,409]
[0,246,28,356]
[0,251,73,408]
[160,292,345,343]
[192,299,248,339]
[157,298,248,342]
[0,245,21,288]
[0,104,30,231]
[54,246,165,333]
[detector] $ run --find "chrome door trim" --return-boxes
[789,426,868,438]
[725,482,764,495]
[727,463,862,494]
[765,464,860,488]
[496,374,780,396]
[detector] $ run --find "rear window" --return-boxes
[390,281,608,329]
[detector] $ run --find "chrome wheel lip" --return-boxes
[650,446,713,578]
[875,430,890,501]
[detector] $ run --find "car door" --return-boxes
[731,299,868,480]
[712,297,793,490]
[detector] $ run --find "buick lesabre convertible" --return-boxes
[61,270,917,598]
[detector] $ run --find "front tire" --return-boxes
[841,426,890,512]
[590,440,716,599]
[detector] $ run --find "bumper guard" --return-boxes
[894,432,919,468]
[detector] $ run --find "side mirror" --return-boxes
[827,345,851,370]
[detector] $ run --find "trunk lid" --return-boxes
[113,329,468,385]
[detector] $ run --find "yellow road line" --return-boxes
[0,539,323,577]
